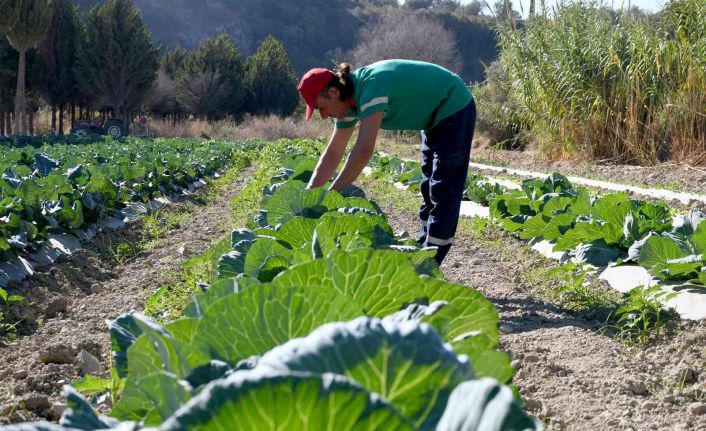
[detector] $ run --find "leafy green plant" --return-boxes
[635,213,706,284]
[17,318,538,431]
[477,171,685,271]
[604,285,678,345]
[0,287,25,337]
[91,312,529,430]
[144,140,323,323]
[543,262,617,312]
[72,366,125,407]
[373,152,693,339]
[142,211,168,239]
[464,173,507,206]
[368,154,424,191]
[90,151,521,428]
[112,242,143,265]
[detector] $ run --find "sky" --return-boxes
[460,0,666,18]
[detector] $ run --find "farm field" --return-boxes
[0,137,703,430]
[1,0,704,427]
[0,138,535,430]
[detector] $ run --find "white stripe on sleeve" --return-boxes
[360,96,389,113]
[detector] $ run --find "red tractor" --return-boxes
[72,117,128,138]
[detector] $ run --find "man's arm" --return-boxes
[307,126,355,189]
[329,111,383,192]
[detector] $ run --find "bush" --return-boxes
[472,60,528,150]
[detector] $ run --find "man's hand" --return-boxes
[307,126,355,189]
[329,111,383,192]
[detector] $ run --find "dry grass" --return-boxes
[29,108,71,135]
[28,109,425,158]
[150,115,424,155]
[25,110,335,142]
[149,115,332,141]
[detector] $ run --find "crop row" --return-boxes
[0,135,108,148]
[369,154,706,287]
[8,141,539,430]
[0,137,253,262]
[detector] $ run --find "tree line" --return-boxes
[71,0,499,80]
[1,0,505,137]
[0,0,300,135]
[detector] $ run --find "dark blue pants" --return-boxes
[417,99,476,264]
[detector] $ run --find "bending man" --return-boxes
[297,59,475,264]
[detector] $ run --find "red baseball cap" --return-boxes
[298,68,335,120]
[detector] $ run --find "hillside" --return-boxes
[74,0,498,82]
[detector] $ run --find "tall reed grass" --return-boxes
[493,0,705,165]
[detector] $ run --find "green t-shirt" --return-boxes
[334,59,472,131]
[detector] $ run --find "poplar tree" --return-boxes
[75,0,158,117]
[176,70,231,120]
[243,35,298,117]
[38,0,81,134]
[148,46,187,117]
[0,0,53,135]
[161,46,188,80]
[176,32,245,119]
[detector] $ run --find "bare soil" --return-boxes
[0,168,252,424]
[374,195,706,431]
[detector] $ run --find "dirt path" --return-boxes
[373,194,706,431]
[0,167,253,424]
